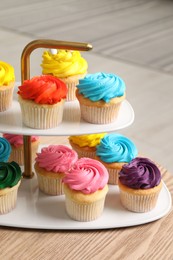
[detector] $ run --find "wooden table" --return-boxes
[1,136,173,260]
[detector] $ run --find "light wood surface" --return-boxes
[0,136,173,260]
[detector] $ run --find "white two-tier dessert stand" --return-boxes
[0,40,171,229]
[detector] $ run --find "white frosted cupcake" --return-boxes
[63,158,109,222]
[69,133,106,159]
[0,161,22,214]
[41,50,88,101]
[3,134,39,165]
[0,61,15,112]
[18,75,67,129]
[118,157,162,212]
[76,72,126,124]
[34,145,78,195]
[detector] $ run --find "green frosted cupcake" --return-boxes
[0,161,22,214]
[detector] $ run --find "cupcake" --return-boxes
[63,157,109,221]
[41,50,88,101]
[2,134,39,165]
[95,133,138,185]
[0,161,22,214]
[118,157,162,212]
[34,145,78,195]
[18,75,67,129]
[0,136,11,162]
[0,61,15,112]
[76,72,126,124]
[69,133,106,159]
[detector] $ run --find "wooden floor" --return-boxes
[0,0,173,173]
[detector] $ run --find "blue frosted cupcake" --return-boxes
[76,72,126,124]
[0,137,11,162]
[95,133,138,184]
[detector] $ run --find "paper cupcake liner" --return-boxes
[75,149,96,159]
[63,81,77,101]
[107,168,120,185]
[119,188,161,213]
[9,149,24,165]
[79,102,122,124]
[18,97,65,129]
[63,104,81,122]
[60,74,86,101]
[65,197,106,221]
[36,173,64,196]
[0,83,14,112]
[0,181,21,214]
[69,142,96,159]
[94,156,124,185]
[9,142,39,165]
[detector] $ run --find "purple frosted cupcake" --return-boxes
[118,157,162,212]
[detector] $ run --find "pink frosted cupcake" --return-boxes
[63,158,109,221]
[3,134,39,165]
[34,145,78,195]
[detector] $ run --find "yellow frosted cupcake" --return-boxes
[0,61,15,112]
[69,133,106,159]
[63,158,109,222]
[76,72,126,124]
[0,161,22,214]
[95,133,138,185]
[3,134,40,165]
[41,50,88,101]
[34,145,78,196]
[118,157,162,213]
[18,75,67,129]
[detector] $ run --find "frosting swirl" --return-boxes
[0,137,11,162]
[69,133,106,148]
[3,134,39,148]
[96,133,137,163]
[63,157,109,194]
[18,75,67,104]
[0,61,15,86]
[0,161,22,189]
[41,50,88,78]
[119,157,161,189]
[77,72,126,103]
[35,145,78,173]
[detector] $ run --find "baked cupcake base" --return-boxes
[60,74,86,101]
[34,163,64,196]
[0,82,14,112]
[63,184,108,222]
[95,155,125,185]
[118,180,162,213]
[18,96,65,129]
[76,90,125,124]
[69,140,96,159]
[0,180,21,214]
